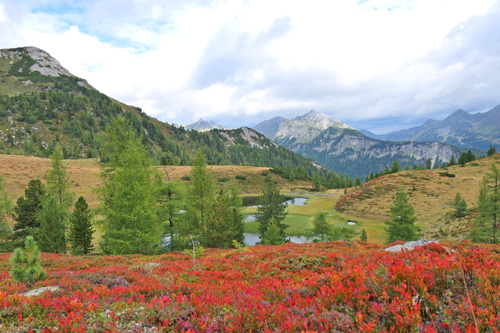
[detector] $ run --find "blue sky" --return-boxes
[0,0,499,134]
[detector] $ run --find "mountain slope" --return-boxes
[0,46,327,179]
[183,118,228,131]
[288,127,482,180]
[371,106,500,150]
[252,116,287,139]
[273,110,354,145]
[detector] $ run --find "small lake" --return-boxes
[244,233,308,246]
[242,196,307,208]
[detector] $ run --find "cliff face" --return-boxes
[287,127,479,179]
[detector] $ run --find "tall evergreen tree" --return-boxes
[11,179,46,247]
[0,176,13,251]
[202,190,244,249]
[255,178,288,243]
[450,193,468,218]
[308,212,331,243]
[96,118,161,255]
[46,146,74,225]
[426,158,432,170]
[68,196,94,255]
[186,149,217,233]
[36,196,67,254]
[312,172,321,191]
[262,217,284,245]
[385,187,420,244]
[391,160,401,173]
[449,154,456,166]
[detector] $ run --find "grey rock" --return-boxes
[20,286,59,297]
[385,240,439,253]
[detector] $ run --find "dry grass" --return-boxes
[338,154,500,241]
[0,155,314,210]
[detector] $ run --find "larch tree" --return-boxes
[96,118,161,255]
[36,196,67,254]
[46,145,74,221]
[255,178,288,243]
[186,149,217,234]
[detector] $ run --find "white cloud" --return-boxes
[0,0,498,131]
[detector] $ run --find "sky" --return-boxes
[0,0,499,134]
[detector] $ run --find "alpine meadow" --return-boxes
[2,3,500,330]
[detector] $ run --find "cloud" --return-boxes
[0,0,499,132]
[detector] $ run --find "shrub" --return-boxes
[261,171,268,176]
[181,175,191,181]
[235,175,246,180]
[10,236,47,283]
[439,172,455,177]
[217,177,229,183]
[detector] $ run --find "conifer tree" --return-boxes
[69,196,94,255]
[385,187,420,244]
[10,236,47,283]
[360,229,368,242]
[262,217,283,245]
[309,212,331,242]
[354,176,362,187]
[11,179,46,247]
[449,154,456,166]
[450,193,468,218]
[391,160,401,173]
[312,172,321,191]
[96,118,161,255]
[256,178,288,242]
[426,158,432,170]
[46,145,74,225]
[0,176,13,251]
[187,149,217,233]
[36,196,67,254]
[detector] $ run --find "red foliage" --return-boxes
[1,241,500,331]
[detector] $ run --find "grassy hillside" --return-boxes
[336,154,500,241]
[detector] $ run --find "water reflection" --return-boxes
[243,196,307,208]
[243,233,308,246]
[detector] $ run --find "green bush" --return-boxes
[235,175,246,180]
[217,177,229,182]
[439,172,456,178]
[261,171,268,176]
[181,176,191,181]
[10,236,47,283]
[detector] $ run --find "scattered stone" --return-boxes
[385,240,439,253]
[20,286,59,297]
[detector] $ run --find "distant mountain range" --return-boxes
[253,110,484,179]
[182,118,229,131]
[361,107,500,150]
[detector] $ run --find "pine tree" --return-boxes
[11,179,46,247]
[96,118,161,255]
[426,158,432,170]
[488,145,496,157]
[36,196,67,254]
[360,229,368,242]
[0,176,13,251]
[449,155,456,166]
[202,190,244,249]
[354,176,362,187]
[385,187,420,244]
[10,236,47,283]
[309,212,331,242]
[68,196,94,255]
[312,172,321,191]
[262,217,283,245]
[450,193,468,218]
[256,178,288,242]
[391,160,401,173]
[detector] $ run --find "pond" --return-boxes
[242,196,308,208]
[244,233,308,246]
